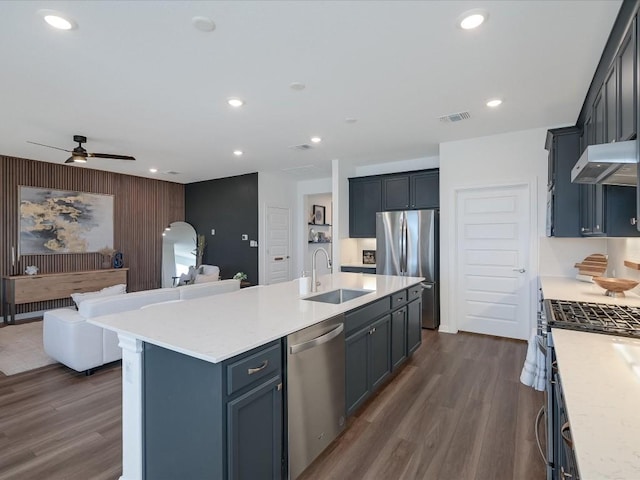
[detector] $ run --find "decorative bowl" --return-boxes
[592,277,639,297]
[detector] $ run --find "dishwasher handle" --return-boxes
[289,324,344,355]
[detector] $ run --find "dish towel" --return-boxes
[520,329,546,391]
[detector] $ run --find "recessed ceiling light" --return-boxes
[486,99,503,108]
[289,82,306,91]
[38,10,77,30]
[233,150,243,156]
[457,9,488,30]
[310,136,322,143]
[192,16,216,32]
[228,98,244,108]
[149,168,158,173]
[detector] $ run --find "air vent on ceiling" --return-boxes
[164,171,180,175]
[289,144,313,151]
[439,111,471,123]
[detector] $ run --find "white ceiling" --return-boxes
[0,1,622,184]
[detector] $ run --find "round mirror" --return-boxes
[162,221,197,287]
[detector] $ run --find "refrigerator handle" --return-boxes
[402,213,408,275]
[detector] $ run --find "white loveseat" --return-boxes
[43,279,240,373]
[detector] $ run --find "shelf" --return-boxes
[308,241,332,244]
[308,223,331,226]
[624,260,640,270]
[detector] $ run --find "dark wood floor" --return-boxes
[300,330,546,480]
[0,330,544,480]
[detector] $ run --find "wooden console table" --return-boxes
[2,268,128,325]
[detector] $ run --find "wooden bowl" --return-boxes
[592,277,639,297]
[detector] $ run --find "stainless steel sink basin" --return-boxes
[303,288,373,304]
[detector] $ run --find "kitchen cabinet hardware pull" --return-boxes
[561,421,573,449]
[631,218,637,226]
[289,324,344,354]
[247,360,269,375]
[535,405,547,464]
[274,257,284,261]
[512,268,526,273]
[560,466,573,478]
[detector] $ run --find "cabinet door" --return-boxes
[593,90,605,145]
[227,376,282,480]
[604,66,617,143]
[410,171,439,209]
[349,178,382,238]
[370,314,391,390]
[407,298,422,355]
[391,307,407,370]
[383,176,410,210]
[345,328,371,415]
[605,185,640,236]
[593,185,604,235]
[618,17,636,141]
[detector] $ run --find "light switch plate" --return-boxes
[211,229,215,235]
[250,240,258,247]
[242,234,248,241]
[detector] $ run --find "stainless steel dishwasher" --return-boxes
[286,315,346,479]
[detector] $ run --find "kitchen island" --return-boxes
[540,276,640,480]
[90,272,424,480]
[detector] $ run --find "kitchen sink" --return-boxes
[303,288,373,304]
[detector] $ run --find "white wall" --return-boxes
[258,172,297,285]
[439,127,553,335]
[355,155,439,177]
[606,238,640,294]
[332,158,356,272]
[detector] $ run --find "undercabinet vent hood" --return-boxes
[571,140,637,186]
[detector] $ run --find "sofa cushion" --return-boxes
[194,273,219,284]
[199,265,220,277]
[79,288,179,319]
[178,279,240,300]
[71,283,127,308]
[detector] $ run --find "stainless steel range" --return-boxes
[545,299,640,338]
[541,299,640,480]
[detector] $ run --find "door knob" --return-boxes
[512,268,526,273]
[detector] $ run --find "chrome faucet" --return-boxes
[311,247,332,292]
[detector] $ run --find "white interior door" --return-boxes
[456,184,531,340]
[266,206,291,284]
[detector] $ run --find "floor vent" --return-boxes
[439,111,471,123]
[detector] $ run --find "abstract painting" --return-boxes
[19,186,114,254]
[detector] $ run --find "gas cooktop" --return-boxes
[546,299,640,339]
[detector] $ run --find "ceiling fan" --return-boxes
[27,135,136,164]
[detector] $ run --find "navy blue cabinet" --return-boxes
[545,127,581,237]
[143,340,283,480]
[349,177,382,238]
[349,169,439,237]
[407,298,422,355]
[345,286,423,416]
[390,307,407,370]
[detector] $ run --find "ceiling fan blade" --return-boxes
[64,157,75,164]
[88,153,136,161]
[27,141,72,153]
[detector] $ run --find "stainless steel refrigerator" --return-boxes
[376,210,439,329]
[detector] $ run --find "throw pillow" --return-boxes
[71,283,127,309]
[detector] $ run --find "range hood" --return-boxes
[571,140,637,186]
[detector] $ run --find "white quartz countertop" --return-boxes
[89,273,422,364]
[540,275,640,307]
[541,276,640,479]
[551,328,640,480]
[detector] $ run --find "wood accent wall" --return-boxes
[0,155,184,315]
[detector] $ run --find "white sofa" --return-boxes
[43,279,240,373]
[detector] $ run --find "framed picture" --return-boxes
[19,186,114,254]
[363,250,376,264]
[313,205,326,225]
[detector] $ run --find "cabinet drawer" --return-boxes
[408,284,422,301]
[227,343,282,396]
[391,290,407,307]
[345,297,389,335]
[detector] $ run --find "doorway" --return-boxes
[455,183,532,340]
[265,206,291,284]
